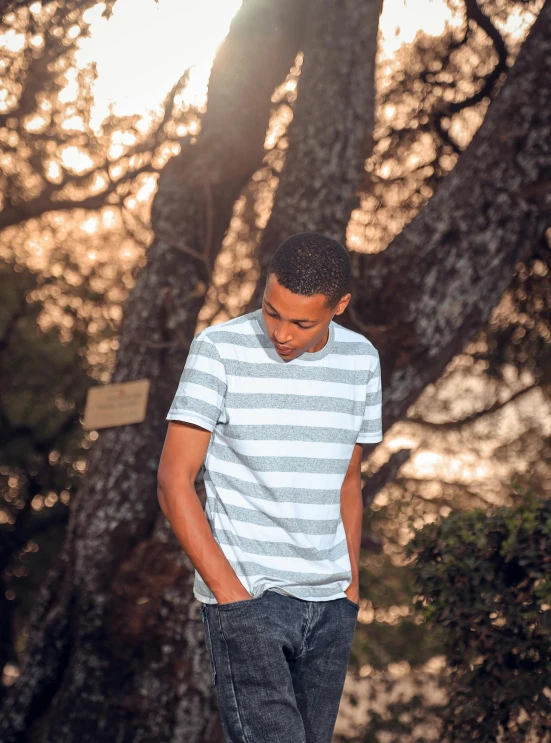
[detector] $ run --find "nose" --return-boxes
[274,323,293,345]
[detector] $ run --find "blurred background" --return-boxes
[1,1,550,741]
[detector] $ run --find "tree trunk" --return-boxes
[248,0,383,309]
[339,0,551,431]
[0,2,305,741]
[249,0,551,445]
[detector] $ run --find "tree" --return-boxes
[1,1,550,741]
[1,1,310,740]
[337,0,551,426]
[0,262,94,701]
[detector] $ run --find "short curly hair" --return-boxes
[267,232,351,308]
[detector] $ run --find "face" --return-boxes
[262,274,351,361]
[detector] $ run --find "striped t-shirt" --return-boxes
[165,308,383,604]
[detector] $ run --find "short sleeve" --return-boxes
[165,331,227,433]
[356,353,383,444]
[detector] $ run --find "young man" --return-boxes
[157,232,383,743]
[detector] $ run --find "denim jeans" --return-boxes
[200,588,360,743]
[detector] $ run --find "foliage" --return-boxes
[0,0,194,231]
[352,0,543,256]
[0,260,95,678]
[352,678,447,743]
[407,484,551,743]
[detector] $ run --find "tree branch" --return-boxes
[406,382,539,431]
[433,0,510,151]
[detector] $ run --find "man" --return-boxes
[157,232,383,743]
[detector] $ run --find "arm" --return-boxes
[342,350,383,603]
[340,442,370,605]
[157,420,252,604]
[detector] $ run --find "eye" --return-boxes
[265,306,312,329]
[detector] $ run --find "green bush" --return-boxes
[407,490,551,743]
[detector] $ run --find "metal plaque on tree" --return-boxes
[82,379,150,430]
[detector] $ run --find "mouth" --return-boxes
[274,341,294,355]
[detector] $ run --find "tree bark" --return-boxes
[248,0,383,309]
[0,2,305,741]
[249,0,551,445]
[339,0,551,431]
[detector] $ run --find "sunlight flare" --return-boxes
[76,0,242,128]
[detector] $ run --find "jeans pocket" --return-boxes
[216,590,268,611]
[202,606,217,686]
[344,597,360,610]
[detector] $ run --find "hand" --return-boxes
[345,585,360,606]
[216,588,254,605]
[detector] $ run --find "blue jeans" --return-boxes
[200,588,360,743]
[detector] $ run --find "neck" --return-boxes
[308,325,330,353]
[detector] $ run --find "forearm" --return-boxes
[340,482,364,597]
[158,479,249,602]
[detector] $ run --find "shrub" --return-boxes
[407,490,551,743]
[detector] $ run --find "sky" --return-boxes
[76,0,457,126]
[76,0,242,126]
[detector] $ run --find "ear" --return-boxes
[333,293,351,316]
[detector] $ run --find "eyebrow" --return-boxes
[263,299,315,324]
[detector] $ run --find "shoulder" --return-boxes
[198,310,259,344]
[193,311,261,361]
[332,321,380,368]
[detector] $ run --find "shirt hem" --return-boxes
[356,434,383,443]
[166,412,215,432]
[194,590,350,605]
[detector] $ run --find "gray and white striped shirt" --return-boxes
[166,308,382,604]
